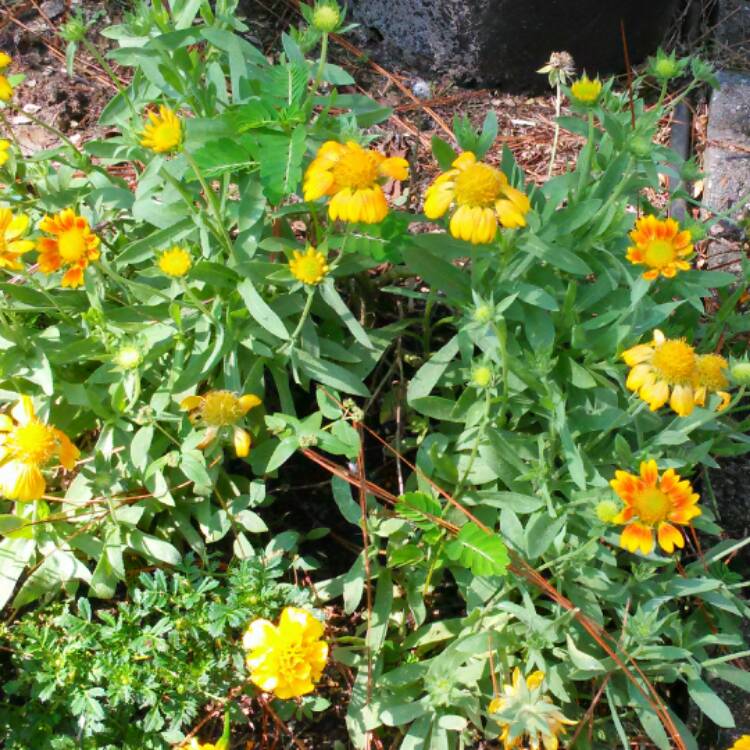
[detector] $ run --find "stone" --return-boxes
[350,0,681,90]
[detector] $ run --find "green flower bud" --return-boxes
[470,365,493,389]
[312,2,341,32]
[60,14,87,43]
[731,361,750,385]
[596,500,619,523]
[114,344,143,370]
[685,221,707,242]
[473,304,494,324]
[628,135,653,159]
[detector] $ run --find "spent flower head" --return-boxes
[537,51,575,87]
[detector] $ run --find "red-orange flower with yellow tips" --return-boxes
[303,140,408,224]
[626,215,693,281]
[610,460,701,555]
[180,390,261,457]
[0,396,79,501]
[37,209,100,288]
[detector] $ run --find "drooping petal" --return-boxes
[657,522,684,553]
[233,427,251,458]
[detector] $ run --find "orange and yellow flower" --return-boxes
[626,215,693,280]
[139,105,182,153]
[289,246,329,285]
[489,668,575,750]
[623,329,697,416]
[0,396,79,502]
[693,353,731,411]
[180,390,261,457]
[0,139,10,167]
[570,74,602,104]
[610,460,701,555]
[243,607,328,699]
[423,151,530,244]
[303,140,408,224]
[0,208,35,271]
[37,209,100,288]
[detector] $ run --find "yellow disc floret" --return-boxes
[423,151,531,244]
[139,105,183,154]
[0,396,79,502]
[610,460,701,555]
[289,246,329,285]
[626,215,693,280]
[157,246,192,278]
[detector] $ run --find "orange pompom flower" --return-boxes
[0,396,79,501]
[37,209,100,288]
[303,140,408,224]
[626,215,693,281]
[610,460,701,555]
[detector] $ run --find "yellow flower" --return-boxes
[570,73,602,104]
[489,668,575,750]
[0,139,10,167]
[140,105,183,154]
[158,246,192,278]
[0,52,11,70]
[243,607,328,699]
[693,353,731,411]
[0,74,14,102]
[303,140,408,224]
[180,390,261,458]
[610,460,701,555]
[289,246,329,285]
[626,215,693,280]
[423,151,530,244]
[0,396,79,501]
[730,736,750,750]
[179,739,227,750]
[37,209,100,288]
[622,329,697,416]
[0,208,35,271]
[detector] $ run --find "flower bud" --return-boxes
[596,500,619,523]
[473,304,494,324]
[730,361,750,385]
[312,2,341,32]
[470,365,493,389]
[60,14,87,43]
[114,344,143,370]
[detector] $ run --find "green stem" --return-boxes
[81,38,137,119]
[183,149,234,256]
[281,288,315,353]
[547,82,562,178]
[180,279,220,327]
[454,390,492,500]
[576,111,595,196]
[14,269,76,325]
[494,319,510,427]
[18,109,83,155]
[0,108,23,152]
[314,33,329,90]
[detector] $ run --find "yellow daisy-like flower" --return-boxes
[0,74,14,102]
[570,73,602,104]
[0,52,11,70]
[0,208,35,271]
[37,209,100,288]
[610,460,701,555]
[289,246,329,285]
[158,246,192,278]
[730,736,750,750]
[139,105,183,154]
[243,607,328,699]
[626,215,693,280]
[303,140,409,224]
[693,353,731,411]
[0,396,79,502]
[423,151,531,244]
[623,329,697,416]
[489,668,575,750]
[0,139,10,167]
[180,390,261,458]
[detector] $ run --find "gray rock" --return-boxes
[350,0,681,90]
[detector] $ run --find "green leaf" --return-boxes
[445,523,509,576]
[395,491,442,529]
[255,124,306,203]
[478,491,545,514]
[319,280,373,349]
[0,537,35,609]
[296,350,370,397]
[566,634,606,674]
[431,136,457,171]
[687,679,735,728]
[237,278,290,340]
[13,550,92,608]
[407,336,459,402]
[401,244,472,305]
[525,513,566,559]
[332,476,361,525]
[342,552,365,615]
[127,530,181,565]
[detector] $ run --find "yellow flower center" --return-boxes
[696,353,728,390]
[58,228,87,262]
[9,420,58,466]
[279,643,306,677]
[332,150,378,190]
[201,391,243,426]
[632,486,671,525]
[289,248,329,285]
[453,163,504,207]
[158,247,191,277]
[651,339,695,384]
[643,239,676,268]
[152,123,179,151]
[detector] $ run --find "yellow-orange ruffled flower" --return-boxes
[0,396,79,501]
[626,215,693,280]
[570,74,602,104]
[610,460,700,555]
[0,208,34,271]
[289,246,329,285]
[37,209,100,288]
[180,390,261,457]
[623,329,697,416]
[423,151,530,244]
[140,105,182,153]
[489,667,575,750]
[158,246,192,278]
[303,140,408,224]
[243,607,328,699]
